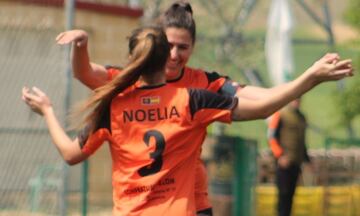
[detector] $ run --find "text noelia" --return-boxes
[123,106,180,123]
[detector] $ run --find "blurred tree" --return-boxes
[335,0,360,138]
[344,0,360,31]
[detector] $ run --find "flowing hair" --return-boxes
[70,26,170,133]
[158,1,196,44]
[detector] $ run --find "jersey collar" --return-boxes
[166,68,185,83]
[136,83,166,90]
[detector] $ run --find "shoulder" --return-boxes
[185,66,224,81]
[187,88,237,112]
[185,66,225,80]
[184,66,206,78]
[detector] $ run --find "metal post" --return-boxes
[322,0,335,47]
[82,160,89,216]
[233,137,257,216]
[61,1,75,216]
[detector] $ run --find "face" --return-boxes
[165,27,194,79]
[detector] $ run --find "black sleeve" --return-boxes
[205,71,225,83]
[205,71,238,97]
[188,88,238,119]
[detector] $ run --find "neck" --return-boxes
[165,68,183,81]
[138,70,166,86]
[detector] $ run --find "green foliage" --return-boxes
[335,55,360,126]
[344,0,360,31]
[333,0,360,132]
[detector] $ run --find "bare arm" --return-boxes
[22,87,87,165]
[235,53,349,101]
[56,30,108,90]
[232,54,353,121]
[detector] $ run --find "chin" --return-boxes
[166,68,179,75]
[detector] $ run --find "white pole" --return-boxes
[265,0,294,85]
[61,1,75,216]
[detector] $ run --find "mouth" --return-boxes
[166,62,179,69]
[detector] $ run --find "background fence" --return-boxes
[0,1,141,215]
[0,2,77,215]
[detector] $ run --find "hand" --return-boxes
[278,155,291,169]
[22,87,52,116]
[55,30,88,47]
[306,53,353,84]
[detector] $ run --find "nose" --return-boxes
[170,47,179,59]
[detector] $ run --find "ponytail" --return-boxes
[70,26,169,132]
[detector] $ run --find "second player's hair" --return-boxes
[159,1,196,44]
[71,26,170,132]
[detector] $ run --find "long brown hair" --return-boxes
[159,1,196,44]
[71,26,170,132]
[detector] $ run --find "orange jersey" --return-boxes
[78,84,237,216]
[107,66,240,211]
[107,66,241,96]
[107,66,241,211]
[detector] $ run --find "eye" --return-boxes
[178,45,189,50]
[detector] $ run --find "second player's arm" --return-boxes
[231,57,352,121]
[236,53,352,101]
[71,35,108,89]
[42,106,87,165]
[22,87,87,165]
[56,30,109,90]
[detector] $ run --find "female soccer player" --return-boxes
[24,25,352,215]
[55,2,353,215]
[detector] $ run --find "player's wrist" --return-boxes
[42,106,54,117]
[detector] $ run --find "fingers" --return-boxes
[22,86,41,103]
[56,31,74,45]
[55,30,87,46]
[23,91,39,103]
[22,86,46,115]
[332,68,354,77]
[55,32,65,42]
[334,59,352,69]
[323,53,340,63]
[22,86,31,102]
[32,86,46,97]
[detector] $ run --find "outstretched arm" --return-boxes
[231,54,353,120]
[235,53,350,100]
[56,30,108,90]
[22,87,87,165]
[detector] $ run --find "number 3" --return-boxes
[138,130,165,177]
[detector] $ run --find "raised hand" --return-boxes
[22,87,52,116]
[306,53,353,84]
[55,29,88,47]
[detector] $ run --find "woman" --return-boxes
[55,2,353,215]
